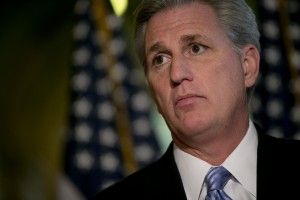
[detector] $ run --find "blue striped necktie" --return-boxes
[205,166,232,200]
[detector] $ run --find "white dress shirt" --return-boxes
[174,120,258,200]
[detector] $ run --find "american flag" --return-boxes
[250,0,300,139]
[62,0,161,199]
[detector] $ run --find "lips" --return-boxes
[175,94,200,107]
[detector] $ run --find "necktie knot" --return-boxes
[205,166,232,200]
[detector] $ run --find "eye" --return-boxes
[152,54,170,67]
[189,43,206,55]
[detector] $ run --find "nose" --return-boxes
[170,57,193,87]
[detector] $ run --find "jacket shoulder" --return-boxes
[92,160,161,199]
[91,144,186,200]
[258,132,300,155]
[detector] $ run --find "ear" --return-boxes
[241,44,260,88]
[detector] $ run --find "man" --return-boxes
[92,0,300,199]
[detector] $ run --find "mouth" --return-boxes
[175,94,201,107]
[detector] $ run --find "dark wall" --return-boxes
[0,1,75,199]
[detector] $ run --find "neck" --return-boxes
[173,117,249,165]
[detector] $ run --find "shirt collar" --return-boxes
[174,144,211,200]
[173,120,258,199]
[222,120,258,196]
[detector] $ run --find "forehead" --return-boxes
[145,2,225,49]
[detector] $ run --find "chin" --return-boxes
[181,118,211,135]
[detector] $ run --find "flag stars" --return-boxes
[97,101,116,121]
[250,95,262,114]
[75,123,93,143]
[293,131,300,140]
[72,72,91,92]
[131,91,151,112]
[101,180,117,190]
[288,1,300,14]
[133,117,151,137]
[73,21,90,40]
[291,78,300,94]
[267,99,283,119]
[106,14,123,31]
[129,68,145,86]
[73,97,92,118]
[96,78,113,96]
[99,153,120,172]
[94,53,109,70]
[74,0,90,15]
[253,0,300,139]
[263,20,280,40]
[265,73,282,93]
[262,0,278,12]
[67,3,161,195]
[111,62,128,83]
[75,150,94,170]
[73,47,91,67]
[289,24,300,41]
[267,127,284,138]
[98,128,118,147]
[264,46,281,66]
[109,38,126,56]
[291,106,300,124]
[290,51,300,69]
[135,144,155,163]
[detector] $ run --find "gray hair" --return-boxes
[134,0,261,70]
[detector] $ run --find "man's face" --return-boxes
[144,3,257,144]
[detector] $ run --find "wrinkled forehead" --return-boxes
[144,2,224,49]
[144,1,220,41]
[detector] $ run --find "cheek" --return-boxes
[209,58,245,98]
[148,76,170,110]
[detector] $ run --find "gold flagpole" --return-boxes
[278,0,300,104]
[91,0,138,175]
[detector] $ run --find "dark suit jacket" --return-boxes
[92,132,300,200]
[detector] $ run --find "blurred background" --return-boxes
[0,0,299,199]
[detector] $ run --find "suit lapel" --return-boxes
[155,143,187,200]
[256,131,293,199]
[257,132,277,199]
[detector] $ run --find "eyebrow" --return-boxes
[147,42,166,56]
[180,34,209,44]
[146,34,210,56]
